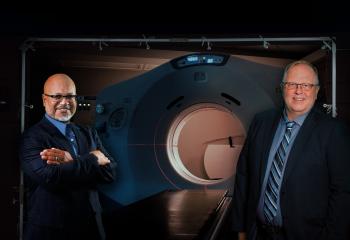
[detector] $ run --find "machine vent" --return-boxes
[221,93,241,106]
[109,107,127,129]
[166,96,184,110]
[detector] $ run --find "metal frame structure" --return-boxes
[18,36,336,240]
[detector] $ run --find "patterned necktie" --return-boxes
[66,124,78,156]
[264,121,295,223]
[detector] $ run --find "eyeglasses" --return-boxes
[44,94,77,101]
[281,82,319,91]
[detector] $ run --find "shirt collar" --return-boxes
[283,109,309,126]
[45,114,68,136]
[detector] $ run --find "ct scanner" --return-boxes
[94,52,284,207]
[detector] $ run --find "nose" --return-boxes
[61,97,69,103]
[59,97,72,105]
[295,84,303,93]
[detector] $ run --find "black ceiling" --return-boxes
[1,3,350,37]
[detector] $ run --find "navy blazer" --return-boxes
[232,106,350,240]
[20,117,117,235]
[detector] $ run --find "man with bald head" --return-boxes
[43,73,77,122]
[232,60,350,240]
[20,74,117,240]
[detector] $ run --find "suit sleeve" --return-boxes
[232,115,257,232]
[20,128,112,190]
[89,127,117,183]
[325,121,350,239]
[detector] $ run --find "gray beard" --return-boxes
[56,114,73,122]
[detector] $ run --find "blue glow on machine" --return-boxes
[95,53,283,207]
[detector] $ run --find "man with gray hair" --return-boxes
[232,60,350,240]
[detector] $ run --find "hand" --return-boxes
[40,148,73,165]
[90,150,110,166]
[238,232,247,240]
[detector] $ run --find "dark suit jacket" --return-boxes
[232,106,350,240]
[20,117,117,239]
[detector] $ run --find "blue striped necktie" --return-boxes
[264,121,295,223]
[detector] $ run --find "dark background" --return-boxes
[1,5,350,239]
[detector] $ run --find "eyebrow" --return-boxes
[47,92,76,95]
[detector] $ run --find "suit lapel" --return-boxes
[282,108,318,186]
[41,118,78,156]
[259,111,282,185]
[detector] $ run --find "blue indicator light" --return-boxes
[187,56,198,62]
[172,54,228,69]
[206,58,214,63]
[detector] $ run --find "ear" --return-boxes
[42,94,46,106]
[315,86,320,98]
[280,85,285,97]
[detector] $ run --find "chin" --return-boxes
[56,115,73,122]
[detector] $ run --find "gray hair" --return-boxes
[282,60,319,84]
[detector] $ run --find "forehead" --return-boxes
[45,78,76,94]
[286,64,316,82]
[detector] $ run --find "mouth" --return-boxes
[293,97,305,101]
[56,106,71,114]
[57,109,70,113]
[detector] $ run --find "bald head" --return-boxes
[42,74,77,122]
[44,74,76,95]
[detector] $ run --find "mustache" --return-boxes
[56,105,72,110]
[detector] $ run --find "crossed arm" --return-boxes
[40,147,110,166]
